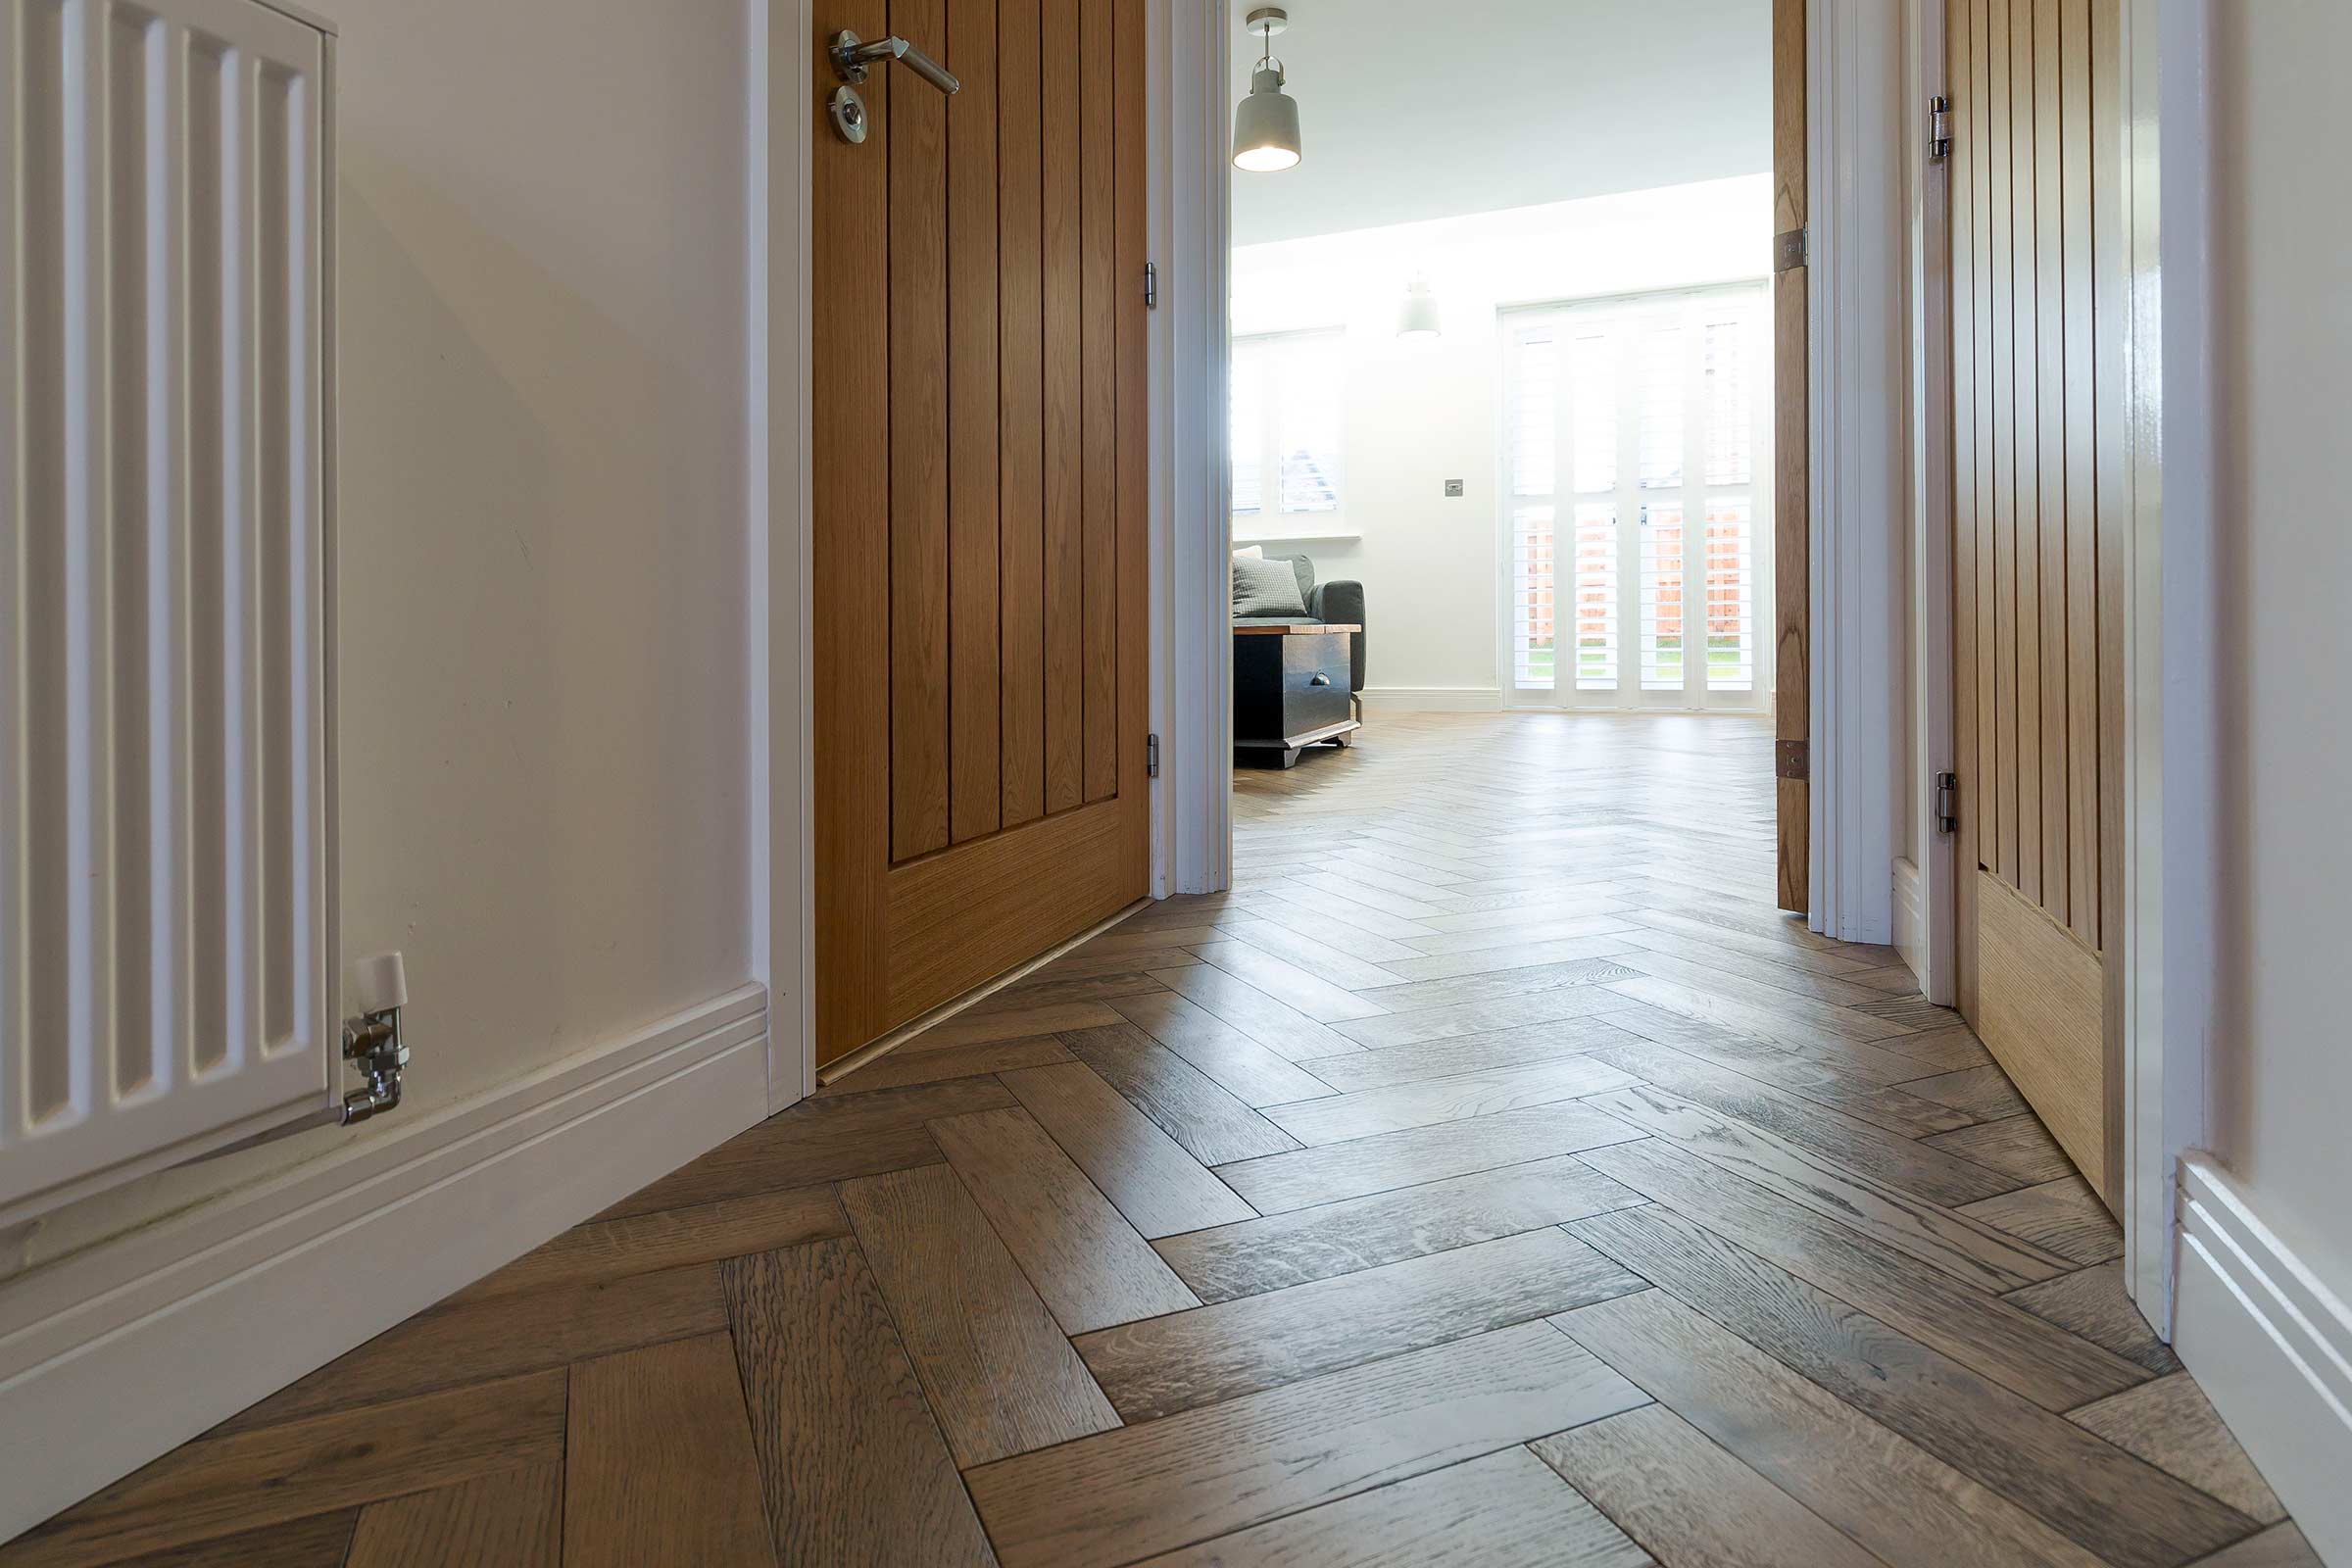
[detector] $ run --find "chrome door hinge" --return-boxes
[1929,95,1952,163]
[1144,261,1158,309]
[1148,732,1161,777]
[1772,227,1807,273]
[1935,770,1959,836]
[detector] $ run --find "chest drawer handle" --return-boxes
[1309,672,1332,686]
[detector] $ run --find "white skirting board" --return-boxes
[0,984,772,1543]
[1891,856,1926,984]
[2173,1154,2352,1566]
[1359,687,1504,713]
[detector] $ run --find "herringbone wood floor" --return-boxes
[9,712,2311,1566]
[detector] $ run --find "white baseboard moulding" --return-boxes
[0,984,771,1543]
[2173,1153,2352,1566]
[1358,687,1504,713]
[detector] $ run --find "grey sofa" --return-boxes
[1234,554,1367,715]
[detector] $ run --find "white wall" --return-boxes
[1,0,756,1280]
[2206,1,2352,1303]
[1229,0,1770,245]
[1232,176,1772,702]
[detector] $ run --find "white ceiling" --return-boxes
[1230,0,1773,246]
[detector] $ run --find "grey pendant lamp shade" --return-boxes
[1234,7,1300,172]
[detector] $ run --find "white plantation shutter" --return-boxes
[1640,503,1686,690]
[1232,330,1344,528]
[1501,285,1768,708]
[1231,351,1264,515]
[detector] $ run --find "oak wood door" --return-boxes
[1948,0,2124,1204]
[812,0,1149,1066]
[1771,0,1808,913]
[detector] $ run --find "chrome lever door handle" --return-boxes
[830,30,960,94]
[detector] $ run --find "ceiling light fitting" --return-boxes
[1233,7,1301,173]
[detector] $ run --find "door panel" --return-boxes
[815,0,1150,1065]
[1771,0,1808,913]
[1948,0,2123,1205]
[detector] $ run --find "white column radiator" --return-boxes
[2,0,335,1225]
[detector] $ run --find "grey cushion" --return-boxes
[1232,553,1309,618]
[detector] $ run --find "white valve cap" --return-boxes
[349,952,409,1015]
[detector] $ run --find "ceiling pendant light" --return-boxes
[1396,272,1442,339]
[1233,7,1300,173]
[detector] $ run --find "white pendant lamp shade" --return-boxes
[1396,274,1442,339]
[1234,65,1301,171]
[1234,8,1300,172]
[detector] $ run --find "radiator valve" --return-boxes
[340,953,410,1125]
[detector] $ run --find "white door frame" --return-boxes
[757,1,814,1112]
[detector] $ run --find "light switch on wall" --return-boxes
[1444,479,1465,497]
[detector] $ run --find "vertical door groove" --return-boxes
[889,0,951,862]
[1077,0,1114,803]
[1037,0,1081,813]
[996,0,1043,828]
[947,0,1001,845]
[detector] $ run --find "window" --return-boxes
[1500,284,1770,709]
[1231,330,1346,530]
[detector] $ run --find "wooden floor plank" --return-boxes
[1001,1060,1257,1237]
[564,1335,773,1568]
[1074,1227,1644,1420]
[2003,1262,2183,1376]
[1212,915,1420,985]
[816,1034,1072,1095]
[901,999,1124,1052]
[1579,1137,2145,1409]
[1592,1006,1983,1136]
[1059,1019,1301,1162]
[1351,958,1642,1019]
[1153,960,1365,1060]
[2185,1525,2326,1568]
[600,1076,1014,1218]
[1960,1176,2124,1265]
[1130,1447,1649,1568]
[1900,1062,2034,1121]
[345,1465,560,1568]
[721,1240,996,1566]
[964,1320,1649,1568]
[2070,1374,2287,1524]
[1582,1047,2018,1207]
[1107,988,1339,1106]
[1181,942,1394,1022]
[453,1184,847,1303]
[111,1512,357,1568]
[1263,1054,1640,1147]
[1603,964,1919,1044]
[1555,1288,2112,1568]
[930,1104,1200,1332]
[221,1262,726,1432]
[1214,1099,1645,1214]
[1155,1153,1644,1303]
[838,1162,1122,1465]
[1566,1204,2255,1567]
[1583,1084,2070,1287]
[1330,986,1626,1050]
[1374,935,1643,985]
[1923,1114,2082,1188]
[1529,1403,1885,1568]
[7,1373,564,1568]
[1401,913,1641,957]
[1302,1017,1643,1095]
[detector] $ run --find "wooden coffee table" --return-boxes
[1233,622,1361,768]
